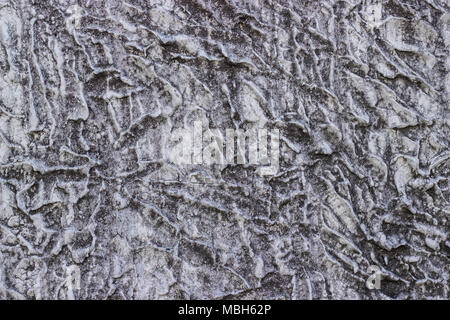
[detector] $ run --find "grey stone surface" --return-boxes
[0,0,448,299]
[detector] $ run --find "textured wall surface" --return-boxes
[0,0,449,300]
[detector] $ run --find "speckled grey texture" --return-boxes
[0,0,448,300]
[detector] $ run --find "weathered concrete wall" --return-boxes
[0,0,448,299]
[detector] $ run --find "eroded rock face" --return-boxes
[0,0,448,300]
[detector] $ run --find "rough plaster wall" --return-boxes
[0,0,449,300]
